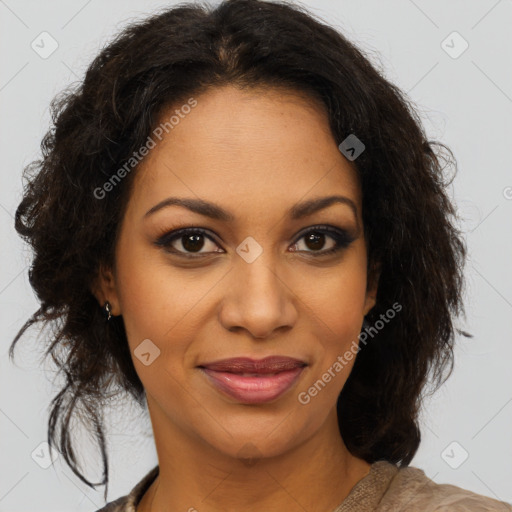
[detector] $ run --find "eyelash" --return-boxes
[154,225,356,259]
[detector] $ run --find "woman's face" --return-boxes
[96,84,378,461]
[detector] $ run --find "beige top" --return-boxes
[95,460,512,511]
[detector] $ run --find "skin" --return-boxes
[93,84,380,512]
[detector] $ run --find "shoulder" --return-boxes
[94,466,159,512]
[378,463,512,511]
[94,495,130,512]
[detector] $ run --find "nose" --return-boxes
[218,255,298,339]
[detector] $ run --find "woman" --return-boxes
[9,0,511,510]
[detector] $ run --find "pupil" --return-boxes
[305,232,325,251]
[183,234,204,252]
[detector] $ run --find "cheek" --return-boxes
[114,235,223,367]
[113,247,196,403]
[299,256,368,339]
[293,252,367,391]
[113,233,181,353]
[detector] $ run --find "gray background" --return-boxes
[1,0,511,510]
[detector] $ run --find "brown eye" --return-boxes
[304,232,328,251]
[155,228,224,256]
[181,233,205,252]
[290,226,355,256]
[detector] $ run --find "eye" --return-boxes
[289,225,355,256]
[155,228,223,257]
[155,225,356,259]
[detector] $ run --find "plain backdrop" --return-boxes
[1,0,511,510]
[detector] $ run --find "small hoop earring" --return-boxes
[103,301,112,321]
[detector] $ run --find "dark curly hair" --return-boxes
[10,0,470,500]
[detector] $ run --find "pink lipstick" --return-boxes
[198,356,307,404]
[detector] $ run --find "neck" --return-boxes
[138,398,371,512]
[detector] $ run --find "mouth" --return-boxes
[197,356,307,404]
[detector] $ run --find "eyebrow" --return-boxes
[144,194,358,223]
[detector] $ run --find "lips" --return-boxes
[198,356,307,404]
[199,356,307,374]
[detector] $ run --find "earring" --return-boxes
[103,301,112,321]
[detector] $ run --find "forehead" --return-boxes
[129,85,361,216]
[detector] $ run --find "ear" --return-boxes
[90,263,121,316]
[363,261,380,316]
